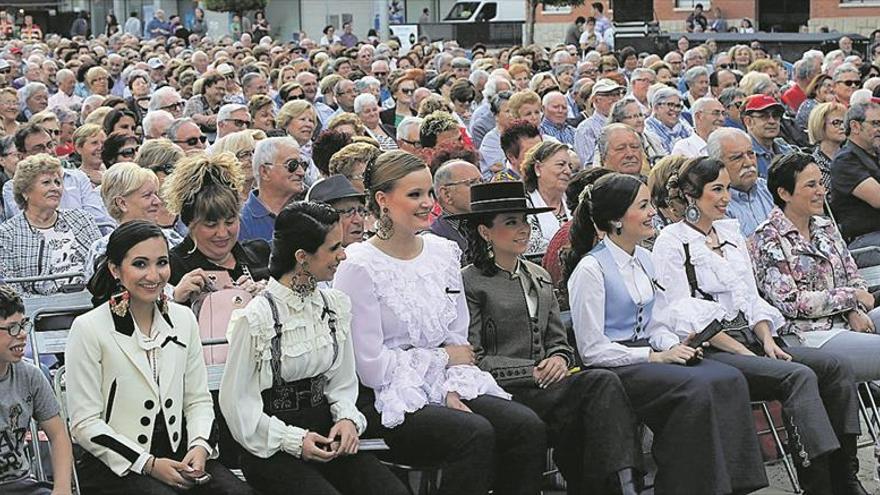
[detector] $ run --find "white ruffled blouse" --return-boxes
[651,219,786,338]
[219,278,365,459]
[334,234,510,428]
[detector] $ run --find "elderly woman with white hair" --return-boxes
[17,82,48,123]
[276,100,319,185]
[644,86,693,154]
[354,93,398,151]
[85,162,184,278]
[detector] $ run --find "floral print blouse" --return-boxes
[749,207,867,335]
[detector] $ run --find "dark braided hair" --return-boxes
[563,173,643,284]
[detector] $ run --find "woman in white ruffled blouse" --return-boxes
[220,202,407,495]
[334,151,547,495]
[651,157,864,494]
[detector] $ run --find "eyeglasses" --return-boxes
[399,87,415,95]
[373,71,388,77]
[149,163,175,175]
[224,118,250,128]
[442,177,482,188]
[399,138,421,147]
[0,318,31,337]
[269,158,308,173]
[235,149,254,160]
[599,90,625,98]
[287,93,305,101]
[335,205,369,218]
[622,112,645,120]
[859,119,880,128]
[44,128,61,136]
[118,147,138,158]
[161,101,185,112]
[837,80,861,88]
[828,119,845,128]
[658,101,684,110]
[717,63,733,69]
[174,135,208,146]
[748,111,782,121]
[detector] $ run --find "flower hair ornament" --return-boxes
[665,172,683,204]
[577,183,594,207]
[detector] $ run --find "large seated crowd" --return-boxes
[5,2,880,494]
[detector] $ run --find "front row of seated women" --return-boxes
[56,150,877,495]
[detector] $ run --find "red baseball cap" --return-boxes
[743,94,784,113]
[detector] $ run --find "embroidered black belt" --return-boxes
[262,375,328,414]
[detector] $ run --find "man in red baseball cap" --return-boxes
[742,94,794,177]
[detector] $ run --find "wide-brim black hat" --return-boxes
[447,181,554,220]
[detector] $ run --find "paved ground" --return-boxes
[756,443,878,494]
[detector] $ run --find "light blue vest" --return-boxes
[588,241,656,343]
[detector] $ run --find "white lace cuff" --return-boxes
[374,348,449,428]
[280,425,308,458]
[444,364,511,401]
[330,401,367,435]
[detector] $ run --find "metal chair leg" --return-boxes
[857,383,878,446]
[760,401,802,494]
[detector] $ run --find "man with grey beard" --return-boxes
[707,127,774,237]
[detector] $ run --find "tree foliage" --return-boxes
[204,0,268,13]
[526,0,587,44]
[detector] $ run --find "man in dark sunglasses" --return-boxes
[240,136,306,242]
[216,103,251,141]
[832,63,862,107]
[167,118,207,152]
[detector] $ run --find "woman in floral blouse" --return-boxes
[750,152,880,382]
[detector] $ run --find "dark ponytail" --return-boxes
[463,213,500,276]
[88,220,167,308]
[269,201,340,280]
[563,173,643,283]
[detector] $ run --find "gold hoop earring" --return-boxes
[187,237,199,255]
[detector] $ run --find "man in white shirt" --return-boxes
[47,69,80,110]
[672,97,725,158]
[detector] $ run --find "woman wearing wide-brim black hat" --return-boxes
[457,181,643,494]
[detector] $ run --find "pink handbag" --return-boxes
[193,288,253,365]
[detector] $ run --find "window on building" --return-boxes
[541,5,572,14]
[675,0,712,8]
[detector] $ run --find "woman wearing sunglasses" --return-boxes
[808,102,847,191]
[381,76,418,127]
[102,132,140,168]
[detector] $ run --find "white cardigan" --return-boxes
[65,301,216,476]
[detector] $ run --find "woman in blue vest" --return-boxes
[564,172,767,494]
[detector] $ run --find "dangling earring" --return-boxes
[487,240,495,260]
[376,207,394,240]
[290,261,317,300]
[685,199,701,224]
[611,221,623,236]
[110,287,130,317]
[157,291,169,315]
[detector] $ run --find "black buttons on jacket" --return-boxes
[169,415,176,425]
[140,416,150,426]
[137,435,148,444]
[165,398,173,409]
[172,432,179,442]
[144,400,154,410]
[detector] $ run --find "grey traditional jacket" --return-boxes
[462,259,574,388]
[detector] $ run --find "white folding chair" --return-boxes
[53,366,81,495]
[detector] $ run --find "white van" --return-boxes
[443,0,526,23]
